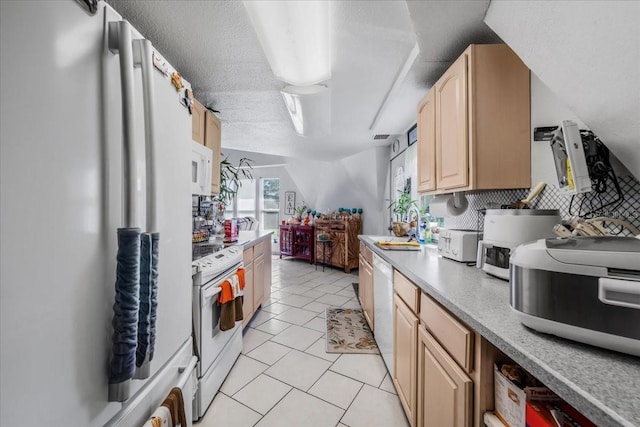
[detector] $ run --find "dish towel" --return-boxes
[161,387,187,427]
[218,269,245,331]
[142,406,172,427]
[219,279,237,331]
[229,274,244,322]
[234,268,246,321]
[237,267,245,289]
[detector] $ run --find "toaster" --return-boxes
[438,229,482,262]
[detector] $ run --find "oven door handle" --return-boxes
[203,286,222,302]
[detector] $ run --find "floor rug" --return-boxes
[325,307,379,354]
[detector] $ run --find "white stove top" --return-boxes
[192,246,243,283]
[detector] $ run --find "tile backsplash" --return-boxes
[436,174,640,235]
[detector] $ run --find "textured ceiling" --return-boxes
[107,0,498,161]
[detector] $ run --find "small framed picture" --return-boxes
[408,123,417,146]
[285,191,296,215]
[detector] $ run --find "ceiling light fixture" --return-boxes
[243,0,331,86]
[281,85,331,137]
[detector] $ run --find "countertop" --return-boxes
[359,235,640,427]
[192,230,273,275]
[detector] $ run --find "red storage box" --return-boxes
[526,401,596,427]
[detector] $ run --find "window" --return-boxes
[260,178,280,231]
[236,178,256,219]
[224,178,280,233]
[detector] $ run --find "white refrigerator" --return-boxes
[1,1,195,425]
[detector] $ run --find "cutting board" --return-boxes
[374,242,422,251]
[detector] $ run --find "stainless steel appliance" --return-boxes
[476,209,561,280]
[191,246,244,420]
[438,229,482,262]
[373,254,394,372]
[510,237,640,357]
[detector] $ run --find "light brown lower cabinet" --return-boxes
[393,294,418,426]
[242,239,273,327]
[417,326,472,427]
[254,254,265,311]
[242,260,254,327]
[358,254,374,330]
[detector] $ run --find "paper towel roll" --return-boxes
[429,193,468,217]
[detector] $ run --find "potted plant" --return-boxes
[212,154,254,232]
[388,191,418,237]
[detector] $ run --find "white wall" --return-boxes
[530,73,587,186]
[485,0,640,180]
[285,146,390,235]
[532,73,633,186]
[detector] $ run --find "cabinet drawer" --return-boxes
[254,240,266,259]
[243,247,254,265]
[394,271,420,314]
[360,242,373,265]
[420,293,473,373]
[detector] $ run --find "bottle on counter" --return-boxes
[418,222,426,244]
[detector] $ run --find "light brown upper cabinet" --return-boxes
[192,98,222,194]
[204,110,221,194]
[192,100,206,144]
[417,44,531,195]
[417,89,436,193]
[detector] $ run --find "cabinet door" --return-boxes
[394,295,418,426]
[359,257,374,331]
[254,254,265,311]
[280,226,293,256]
[242,261,254,327]
[364,260,374,330]
[264,241,272,300]
[192,100,205,144]
[204,110,221,194]
[435,53,468,190]
[417,327,472,427]
[358,255,367,309]
[331,231,346,270]
[417,89,436,193]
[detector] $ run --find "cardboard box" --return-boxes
[494,364,559,427]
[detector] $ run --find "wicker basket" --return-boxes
[392,222,410,237]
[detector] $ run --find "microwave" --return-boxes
[191,141,212,196]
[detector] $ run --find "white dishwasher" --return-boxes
[373,254,394,373]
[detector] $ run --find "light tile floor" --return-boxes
[196,256,409,427]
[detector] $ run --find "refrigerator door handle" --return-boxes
[108,20,137,228]
[133,39,158,232]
